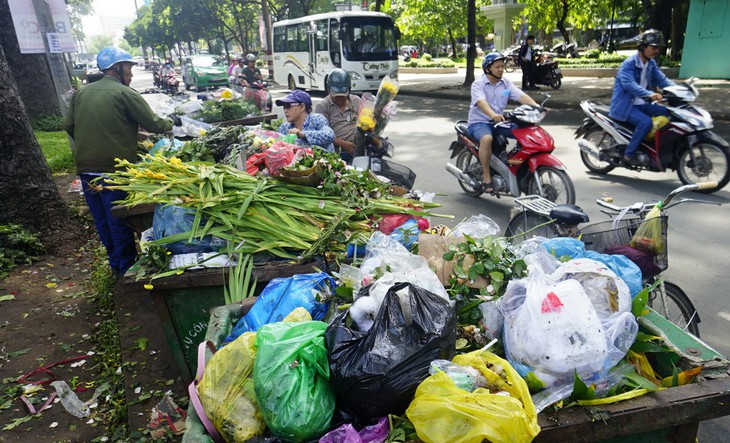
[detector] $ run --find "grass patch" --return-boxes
[399,57,457,68]
[35,131,74,174]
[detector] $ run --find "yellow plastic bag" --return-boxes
[630,204,664,254]
[197,308,312,442]
[197,332,265,443]
[645,115,670,140]
[406,350,540,443]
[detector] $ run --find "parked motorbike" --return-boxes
[446,96,576,205]
[575,78,730,193]
[531,50,563,89]
[550,42,580,58]
[352,129,417,191]
[152,68,162,89]
[501,45,520,73]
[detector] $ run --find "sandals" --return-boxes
[481,181,495,194]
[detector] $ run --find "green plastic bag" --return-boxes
[253,320,335,442]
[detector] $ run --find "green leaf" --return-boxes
[2,414,35,431]
[453,264,467,279]
[569,370,595,401]
[0,295,15,303]
[8,348,30,359]
[135,337,149,351]
[442,250,456,261]
[524,371,545,392]
[632,280,661,317]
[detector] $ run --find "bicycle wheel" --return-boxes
[648,281,701,337]
[505,211,559,243]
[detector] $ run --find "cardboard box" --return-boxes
[418,234,489,288]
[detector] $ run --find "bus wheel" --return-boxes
[288,75,296,90]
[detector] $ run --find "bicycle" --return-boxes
[504,182,721,337]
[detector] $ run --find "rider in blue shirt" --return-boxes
[609,29,675,166]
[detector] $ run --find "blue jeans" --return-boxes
[80,174,137,275]
[467,121,515,144]
[624,103,670,157]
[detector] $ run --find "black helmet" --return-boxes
[245,53,256,62]
[639,29,665,48]
[327,68,351,96]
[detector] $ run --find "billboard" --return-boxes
[8,0,76,54]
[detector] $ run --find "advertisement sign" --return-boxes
[8,0,76,54]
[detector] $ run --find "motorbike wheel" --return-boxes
[580,128,616,174]
[649,281,701,337]
[504,211,559,244]
[676,140,730,193]
[527,166,575,205]
[504,58,517,73]
[455,149,483,197]
[550,77,562,89]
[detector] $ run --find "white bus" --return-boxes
[272,11,400,93]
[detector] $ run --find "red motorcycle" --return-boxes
[446,101,576,205]
[162,72,179,94]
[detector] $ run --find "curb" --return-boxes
[398,85,730,121]
[398,67,459,74]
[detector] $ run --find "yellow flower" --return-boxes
[144,284,154,290]
[46,282,58,288]
[358,116,376,131]
[221,90,233,99]
[169,157,182,165]
[142,140,153,149]
[380,80,399,95]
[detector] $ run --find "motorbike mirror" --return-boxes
[686,77,699,85]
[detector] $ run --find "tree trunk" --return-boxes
[670,0,687,60]
[464,0,476,86]
[0,0,61,120]
[557,0,572,43]
[0,43,82,252]
[448,29,457,59]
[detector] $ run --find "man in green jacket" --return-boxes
[65,47,180,278]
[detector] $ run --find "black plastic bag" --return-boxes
[325,282,456,420]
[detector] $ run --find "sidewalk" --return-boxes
[396,69,730,121]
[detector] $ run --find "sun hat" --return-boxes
[275,90,312,108]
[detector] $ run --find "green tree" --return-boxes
[88,34,114,54]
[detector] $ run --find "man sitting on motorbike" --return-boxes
[314,69,361,163]
[241,53,264,87]
[468,52,539,194]
[609,29,675,167]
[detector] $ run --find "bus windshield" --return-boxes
[340,16,398,62]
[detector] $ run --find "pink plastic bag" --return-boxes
[319,417,389,443]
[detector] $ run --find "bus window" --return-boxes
[274,27,286,52]
[340,16,398,62]
[329,19,340,67]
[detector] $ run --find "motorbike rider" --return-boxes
[609,29,675,167]
[518,35,538,90]
[468,52,540,194]
[314,68,362,163]
[229,56,247,88]
[64,47,181,278]
[241,53,264,87]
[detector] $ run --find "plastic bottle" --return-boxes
[50,380,90,418]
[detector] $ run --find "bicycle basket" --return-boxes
[578,215,668,275]
[369,158,417,189]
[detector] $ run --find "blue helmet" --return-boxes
[482,52,506,70]
[97,47,135,71]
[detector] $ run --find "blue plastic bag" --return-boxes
[541,237,642,297]
[152,205,227,254]
[224,272,334,344]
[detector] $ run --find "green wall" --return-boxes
[680,0,730,79]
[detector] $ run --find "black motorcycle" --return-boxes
[530,50,563,90]
[550,42,580,58]
[352,129,417,191]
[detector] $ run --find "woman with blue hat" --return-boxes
[276,90,335,152]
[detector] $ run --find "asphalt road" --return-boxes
[130,67,730,440]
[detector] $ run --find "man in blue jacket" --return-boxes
[609,29,675,166]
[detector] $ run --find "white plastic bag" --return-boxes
[448,214,500,239]
[502,269,608,387]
